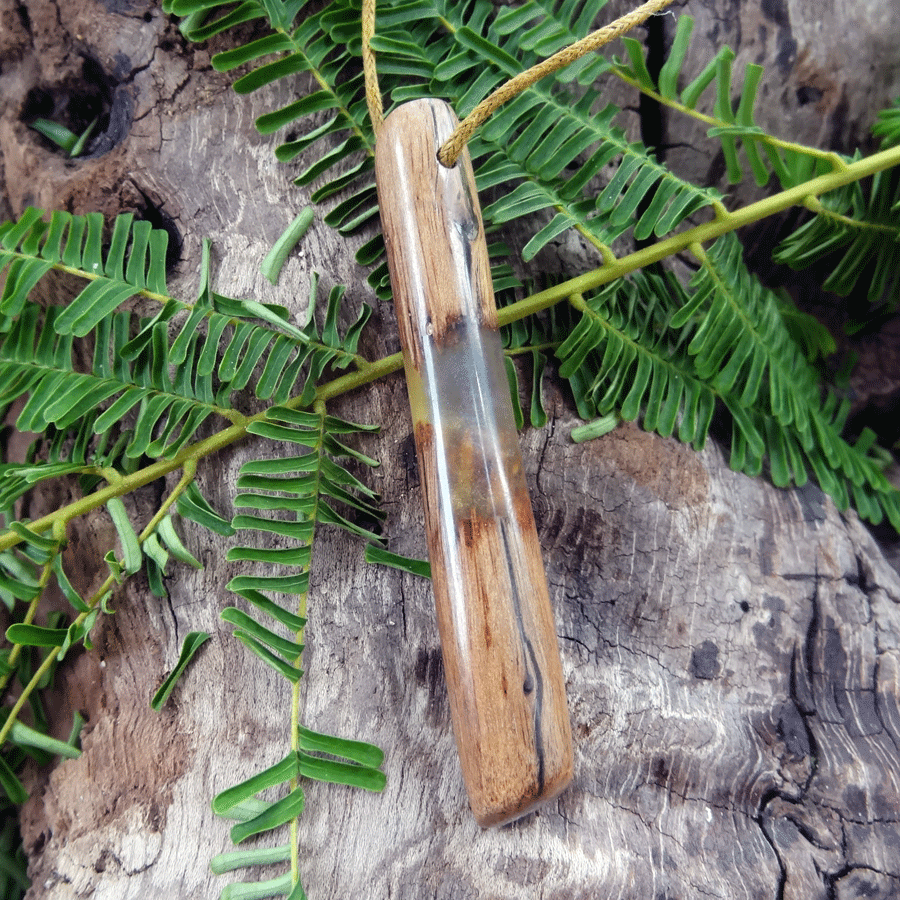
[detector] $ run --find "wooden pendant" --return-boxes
[375,98,573,827]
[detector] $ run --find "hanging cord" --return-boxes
[362,0,678,163]
[362,0,384,136]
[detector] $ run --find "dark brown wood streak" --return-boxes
[375,98,573,827]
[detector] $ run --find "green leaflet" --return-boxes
[107,498,141,575]
[177,482,235,536]
[4,624,68,647]
[233,633,303,683]
[773,166,900,314]
[212,753,300,817]
[28,118,94,156]
[298,750,386,792]
[221,608,301,660]
[157,516,203,568]
[0,756,28,804]
[210,845,292,875]
[7,721,81,760]
[219,872,295,900]
[297,725,384,769]
[364,544,431,579]
[261,209,314,284]
[151,631,211,710]
[52,556,91,613]
[230,786,305,844]
[571,413,619,443]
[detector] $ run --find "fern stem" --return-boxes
[315,352,404,402]
[0,551,57,698]
[1,251,178,308]
[285,403,324,891]
[802,194,897,233]
[0,382,366,556]
[0,557,117,746]
[611,68,850,172]
[0,647,60,749]
[505,341,561,357]
[492,143,900,322]
[0,430,240,553]
[570,216,616,262]
[286,34,376,157]
[137,463,197,543]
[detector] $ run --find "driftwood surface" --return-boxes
[1,0,900,897]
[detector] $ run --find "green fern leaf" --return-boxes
[772,166,900,312]
[230,786,305,844]
[611,16,846,191]
[556,255,900,530]
[0,206,372,467]
[223,404,381,689]
[210,845,293,875]
[873,96,900,149]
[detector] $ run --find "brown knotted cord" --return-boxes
[362,0,678,163]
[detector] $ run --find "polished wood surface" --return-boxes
[375,98,573,827]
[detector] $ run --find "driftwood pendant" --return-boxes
[375,98,573,827]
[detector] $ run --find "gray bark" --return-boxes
[1,0,899,897]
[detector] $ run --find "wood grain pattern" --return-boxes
[375,98,573,826]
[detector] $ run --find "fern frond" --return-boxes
[873,96,900,149]
[609,15,849,189]
[556,269,718,449]
[0,304,220,461]
[212,402,384,896]
[421,4,724,259]
[772,163,900,314]
[163,1,726,286]
[0,208,168,333]
[0,208,371,464]
[771,95,900,318]
[554,248,900,530]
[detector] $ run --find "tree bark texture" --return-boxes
[1,0,899,898]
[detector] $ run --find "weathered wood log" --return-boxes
[1,0,899,898]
